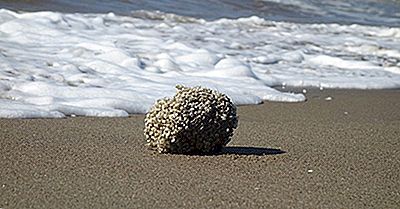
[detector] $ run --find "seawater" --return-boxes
[0,1,399,118]
[1,0,399,26]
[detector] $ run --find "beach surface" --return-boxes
[1,89,400,208]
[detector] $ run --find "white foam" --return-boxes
[0,9,399,118]
[211,58,258,78]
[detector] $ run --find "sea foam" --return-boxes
[0,9,399,118]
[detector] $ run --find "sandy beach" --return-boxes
[1,89,399,208]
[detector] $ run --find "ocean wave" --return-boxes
[0,9,399,118]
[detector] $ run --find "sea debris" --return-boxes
[144,85,238,154]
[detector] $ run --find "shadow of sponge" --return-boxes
[220,146,286,156]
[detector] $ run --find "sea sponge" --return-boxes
[144,85,238,154]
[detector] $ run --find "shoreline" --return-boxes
[1,89,399,208]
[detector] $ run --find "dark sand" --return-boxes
[1,89,400,208]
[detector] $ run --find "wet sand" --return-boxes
[1,89,400,208]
